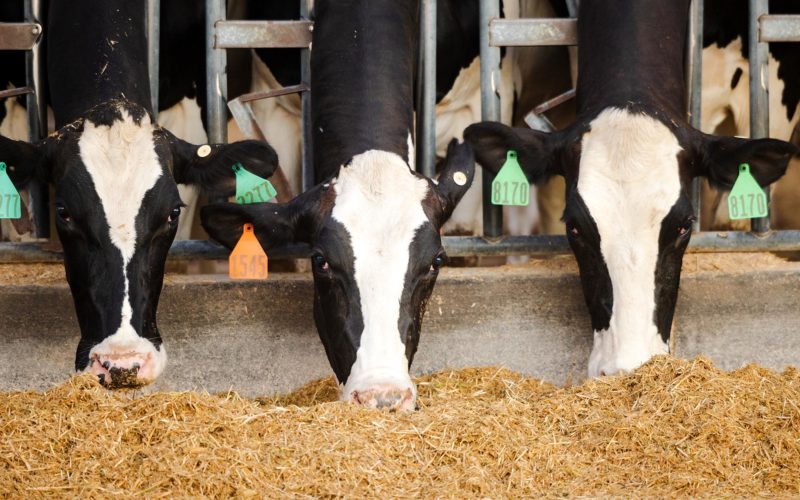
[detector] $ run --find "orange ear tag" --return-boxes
[229,223,269,280]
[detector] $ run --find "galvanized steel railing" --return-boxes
[1,0,800,263]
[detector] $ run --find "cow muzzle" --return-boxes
[88,350,163,389]
[348,384,416,412]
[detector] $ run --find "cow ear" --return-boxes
[165,130,279,197]
[200,183,329,250]
[464,121,566,183]
[433,139,475,224]
[688,131,798,190]
[0,135,53,187]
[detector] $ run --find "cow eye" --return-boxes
[567,223,579,237]
[678,216,696,237]
[311,253,329,273]
[168,207,181,223]
[55,204,72,223]
[430,252,446,272]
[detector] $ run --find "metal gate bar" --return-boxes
[687,0,703,231]
[416,0,437,179]
[205,0,227,148]
[22,0,47,238]
[479,0,503,238]
[147,0,160,116]
[3,230,800,264]
[749,0,770,233]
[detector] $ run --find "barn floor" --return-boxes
[1,253,799,395]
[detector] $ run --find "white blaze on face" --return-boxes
[579,108,680,377]
[332,149,430,402]
[78,109,167,380]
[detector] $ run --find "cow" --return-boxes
[0,0,278,388]
[465,0,797,377]
[202,0,475,411]
[229,1,573,241]
[701,0,800,230]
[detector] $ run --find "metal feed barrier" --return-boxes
[1,0,800,263]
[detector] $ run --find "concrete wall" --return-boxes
[1,258,799,396]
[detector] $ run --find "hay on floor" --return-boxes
[1,356,798,497]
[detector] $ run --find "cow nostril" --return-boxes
[374,392,403,411]
[97,373,106,385]
[102,361,111,370]
[132,362,141,372]
[599,370,607,376]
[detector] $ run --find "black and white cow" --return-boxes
[701,0,800,229]
[466,0,797,376]
[231,0,572,239]
[0,0,277,388]
[203,0,475,411]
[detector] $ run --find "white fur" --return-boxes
[79,109,167,379]
[332,149,430,402]
[578,108,678,377]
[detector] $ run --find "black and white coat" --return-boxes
[466,0,797,377]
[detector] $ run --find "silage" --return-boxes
[1,356,798,497]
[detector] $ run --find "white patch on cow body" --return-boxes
[79,109,167,380]
[578,108,678,377]
[331,149,430,403]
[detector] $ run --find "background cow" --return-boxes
[203,0,475,411]
[466,0,797,377]
[0,0,277,388]
[701,0,800,230]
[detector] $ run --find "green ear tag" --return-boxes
[727,163,768,220]
[233,163,277,204]
[0,162,21,219]
[491,150,529,206]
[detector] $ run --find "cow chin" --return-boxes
[341,368,416,412]
[85,326,167,389]
[587,326,668,378]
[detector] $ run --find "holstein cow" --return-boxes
[701,0,800,230]
[0,0,277,387]
[466,0,797,376]
[203,0,475,411]
[231,1,571,238]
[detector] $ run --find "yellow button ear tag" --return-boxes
[229,223,268,280]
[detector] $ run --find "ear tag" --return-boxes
[229,223,269,280]
[490,150,529,206]
[0,162,21,219]
[727,163,768,220]
[233,163,277,204]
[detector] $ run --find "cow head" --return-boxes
[0,99,278,388]
[466,107,797,377]
[202,140,474,411]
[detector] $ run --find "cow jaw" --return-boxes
[577,108,680,377]
[331,149,429,411]
[77,107,168,387]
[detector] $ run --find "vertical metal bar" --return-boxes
[300,0,313,191]
[147,0,160,116]
[565,0,580,18]
[749,0,770,233]
[479,0,503,237]
[24,0,48,238]
[687,0,703,232]
[206,0,227,145]
[416,0,437,178]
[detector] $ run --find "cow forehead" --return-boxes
[577,108,683,238]
[331,150,431,249]
[78,109,164,260]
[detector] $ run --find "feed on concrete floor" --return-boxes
[1,356,797,497]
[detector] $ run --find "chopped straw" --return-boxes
[1,356,799,497]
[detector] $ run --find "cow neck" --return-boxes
[47,0,152,128]
[576,0,690,122]
[310,0,416,181]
